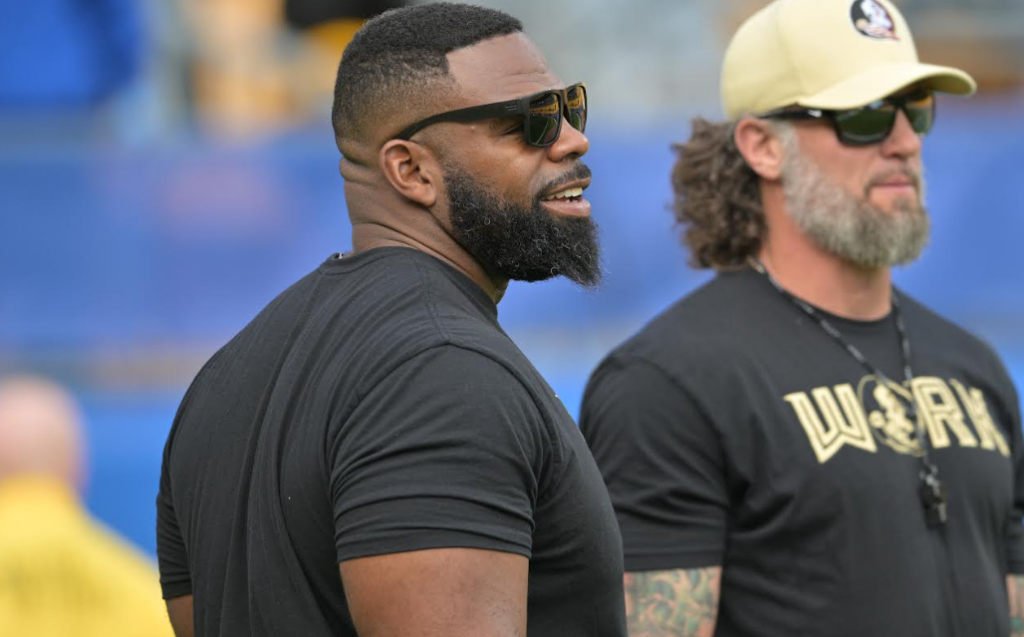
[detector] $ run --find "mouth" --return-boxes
[541,179,589,203]
[874,179,915,188]
[539,180,591,218]
[868,169,920,194]
[870,181,919,204]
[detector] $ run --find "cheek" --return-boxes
[796,128,873,198]
[814,158,867,198]
[851,171,873,199]
[822,155,873,199]
[492,154,545,201]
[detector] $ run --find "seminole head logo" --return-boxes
[850,0,899,41]
[857,375,922,456]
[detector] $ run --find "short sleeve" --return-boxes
[580,354,728,572]
[330,345,548,563]
[156,415,192,599]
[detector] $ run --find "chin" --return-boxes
[872,196,920,215]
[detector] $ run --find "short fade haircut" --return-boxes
[331,3,523,146]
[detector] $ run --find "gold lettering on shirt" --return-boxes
[950,379,1010,457]
[785,384,876,464]
[911,376,978,450]
[787,375,1009,463]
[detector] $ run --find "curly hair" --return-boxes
[670,117,766,270]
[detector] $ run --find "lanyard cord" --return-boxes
[750,258,947,527]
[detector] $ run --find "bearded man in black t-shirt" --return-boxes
[156,5,627,636]
[580,1,1024,636]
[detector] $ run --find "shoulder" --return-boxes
[897,290,1009,370]
[386,344,539,397]
[318,248,499,346]
[165,250,497,452]
[897,290,1019,416]
[288,249,505,402]
[600,270,770,385]
[581,273,766,438]
[334,344,557,490]
[347,344,550,440]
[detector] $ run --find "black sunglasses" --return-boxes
[760,89,936,146]
[395,83,587,147]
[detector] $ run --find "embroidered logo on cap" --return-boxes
[850,0,899,41]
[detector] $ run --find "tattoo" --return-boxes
[1010,575,1024,636]
[624,567,722,637]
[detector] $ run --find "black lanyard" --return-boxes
[750,258,947,527]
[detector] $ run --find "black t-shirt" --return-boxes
[157,247,626,637]
[580,268,1024,637]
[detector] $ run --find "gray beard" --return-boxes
[778,132,930,269]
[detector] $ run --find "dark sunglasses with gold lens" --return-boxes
[395,83,587,147]
[760,89,936,146]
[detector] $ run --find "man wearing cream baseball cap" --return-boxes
[580,0,1024,635]
[722,0,975,118]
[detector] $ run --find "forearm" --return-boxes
[165,595,194,637]
[624,567,722,637]
[1009,575,1024,636]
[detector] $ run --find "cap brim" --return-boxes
[798,62,976,111]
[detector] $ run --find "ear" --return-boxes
[734,117,786,182]
[379,139,440,208]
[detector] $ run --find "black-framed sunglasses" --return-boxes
[760,89,936,146]
[395,83,587,148]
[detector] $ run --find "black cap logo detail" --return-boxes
[850,0,899,41]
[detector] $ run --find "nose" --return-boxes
[881,109,922,159]
[547,116,589,161]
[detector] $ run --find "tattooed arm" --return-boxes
[624,567,722,637]
[1009,575,1024,636]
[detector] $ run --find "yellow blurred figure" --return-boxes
[0,375,174,637]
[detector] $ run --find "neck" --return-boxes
[757,229,892,322]
[348,201,508,305]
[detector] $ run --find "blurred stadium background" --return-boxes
[1,0,1022,557]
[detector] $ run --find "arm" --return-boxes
[1002,366,1024,636]
[626,567,721,637]
[1010,575,1024,636]
[165,594,194,637]
[340,548,527,637]
[331,348,547,636]
[581,357,729,636]
[157,412,194,637]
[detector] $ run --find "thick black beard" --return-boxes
[444,162,602,288]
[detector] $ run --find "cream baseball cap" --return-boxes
[721,0,976,119]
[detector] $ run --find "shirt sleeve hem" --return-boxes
[161,579,193,600]
[338,530,532,564]
[624,552,724,573]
